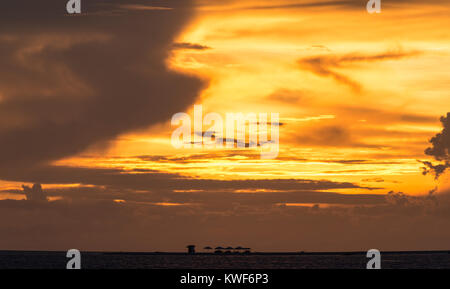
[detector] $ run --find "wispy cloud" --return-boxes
[172,42,211,50]
[117,4,173,11]
[298,50,421,91]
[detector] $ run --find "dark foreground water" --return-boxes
[0,251,449,269]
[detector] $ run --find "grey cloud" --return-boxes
[266,89,304,103]
[227,0,450,11]
[241,1,364,11]
[172,42,211,50]
[35,185,387,207]
[422,113,450,179]
[337,106,438,125]
[0,165,372,192]
[3,184,386,211]
[298,50,420,91]
[425,113,450,161]
[291,125,382,148]
[138,153,403,165]
[21,183,47,202]
[0,0,205,171]
[386,190,437,207]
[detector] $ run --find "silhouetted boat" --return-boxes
[224,247,234,254]
[214,246,224,254]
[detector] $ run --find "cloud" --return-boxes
[298,50,420,91]
[0,164,374,192]
[336,106,438,125]
[215,0,450,11]
[422,113,450,179]
[266,89,304,103]
[21,183,47,202]
[0,0,205,171]
[172,42,211,50]
[425,113,450,161]
[385,190,437,206]
[290,124,383,148]
[240,1,362,10]
[117,4,173,11]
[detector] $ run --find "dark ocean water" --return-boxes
[0,251,449,269]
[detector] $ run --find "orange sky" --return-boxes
[1,0,450,252]
[46,0,450,196]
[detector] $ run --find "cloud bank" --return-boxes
[0,0,205,170]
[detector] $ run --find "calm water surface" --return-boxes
[0,251,449,269]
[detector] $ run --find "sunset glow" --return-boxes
[1,0,450,253]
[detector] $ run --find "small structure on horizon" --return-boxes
[186,245,251,254]
[234,246,243,251]
[225,246,234,254]
[187,245,196,254]
[210,246,252,254]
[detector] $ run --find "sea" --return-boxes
[0,251,449,269]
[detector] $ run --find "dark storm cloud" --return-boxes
[422,113,450,179]
[0,0,205,170]
[298,50,420,91]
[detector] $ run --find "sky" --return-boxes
[0,0,450,252]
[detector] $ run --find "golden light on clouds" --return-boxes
[44,0,443,198]
[3,0,450,200]
[2,0,450,253]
